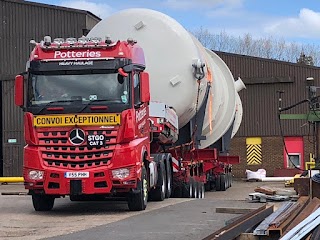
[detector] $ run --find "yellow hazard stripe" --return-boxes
[246,137,261,145]
[246,144,262,165]
[246,137,262,165]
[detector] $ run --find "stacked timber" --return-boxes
[247,197,320,240]
[203,197,320,240]
[248,185,297,202]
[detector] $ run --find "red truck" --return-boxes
[15,10,244,212]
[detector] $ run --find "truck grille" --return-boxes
[37,128,117,169]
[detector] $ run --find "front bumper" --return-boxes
[24,166,137,195]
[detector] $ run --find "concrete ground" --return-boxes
[0,180,289,240]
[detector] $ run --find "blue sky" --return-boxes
[29,0,320,44]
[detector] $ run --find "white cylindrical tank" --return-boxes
[88,8,245,149]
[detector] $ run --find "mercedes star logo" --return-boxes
[69,128,85,145]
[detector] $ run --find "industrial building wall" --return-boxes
[230,136,314,178]
[2,80,24,176]
[0,0,100,176]
[215,51,320,176]
[216,51,320,137]
[0,0,92,79]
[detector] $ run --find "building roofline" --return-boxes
[4,0,101,21]
[214,50,320,70]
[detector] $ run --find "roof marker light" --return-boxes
[127,38,137,45]
[30,40,37,45]
[78,36,89,44]
[66,37,77,45]
[53,38,64,45]
[90,37,102,44]
[105,35,112,44]
[43,36,51,46]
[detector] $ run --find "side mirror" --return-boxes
[15,75,24,107]
[118,68,128,77]
[140,72,150,103]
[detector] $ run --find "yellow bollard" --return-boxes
[0,177,24,183]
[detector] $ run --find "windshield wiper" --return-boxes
[78,99,110,113]
[35,99,79,115]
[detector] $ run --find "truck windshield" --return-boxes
[28,73,130,106]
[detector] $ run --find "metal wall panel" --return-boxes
[2,80,24,176]
[0,0,100,80]
[86,14,101,32]
[215,51,320,137]
[0,0,100,176]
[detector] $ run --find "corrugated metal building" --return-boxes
[216,51,320,177]
[0,0,100,176]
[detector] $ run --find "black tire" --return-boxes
[32,194,55,211]
[226,172,230,188]
[229,173,233,187]
[193,181,198,198]
[204,182,211,191]
[220,174,227,191]
[165,159,173,198]
[199,182,205,198]
[172,186,183,198]
[215,175,221,191]
[150,160,166,201]
[227,172,232,188]
[205,173,213,191]
[128,166,148,211]
[182,178,193,198]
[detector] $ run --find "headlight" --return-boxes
[112,168,130,179]
[28,170,44,180]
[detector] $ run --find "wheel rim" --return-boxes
[143,178,148,204]
[201,185,205,198]
[225,175,228,189]
[197,184,201,199]
[167,173,172,195]
[161,171,166,194]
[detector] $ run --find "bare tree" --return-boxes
[191,27,320,66]
[192,27,214,49]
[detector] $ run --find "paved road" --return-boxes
[0,181,286,240]
[46,199,263,240]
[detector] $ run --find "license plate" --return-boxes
[65,172,89,178]
[87,134,106,147]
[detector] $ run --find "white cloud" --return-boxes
[164,0,243,10]
[59,0,114,18]
[203,7,273,39]
[265,8,320,39]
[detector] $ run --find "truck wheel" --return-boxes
[220,174,227,191]
[172,186,182,198]
[204,182,211,191]
[150,160,166,201]
[205,173,211,191]
[182,178,193,198]
[193,181,198,198]
[128,166,148,211]
[198,182,202,198]
[215,175,221,191]
[165,159,173,198]
[225,172,230,188]
[32,194,55,211]
[229,172,233,187]
[199,183,205,199]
